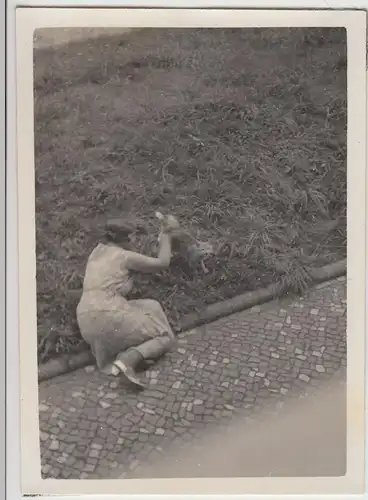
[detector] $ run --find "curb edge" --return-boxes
[38,259,347,383]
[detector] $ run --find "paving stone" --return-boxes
[316,364,326,373]
[49,440,59,451]
[83,463,96,473]
[312,350,323,357]
[41,464,52,474]
[39,431,49,441]
[224,404,235,411]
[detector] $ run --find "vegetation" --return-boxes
[34,28,347,362]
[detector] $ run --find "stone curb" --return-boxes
[179,259,347,330]
[38,258,346,383]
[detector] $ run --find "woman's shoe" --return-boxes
[115,361,146,389]
[114,349,147,389]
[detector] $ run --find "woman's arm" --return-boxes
[124,233,172,273]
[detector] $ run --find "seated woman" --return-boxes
[76,214,180,390]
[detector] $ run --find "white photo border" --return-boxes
[8,5,367,498]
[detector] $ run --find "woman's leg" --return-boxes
[113,334,174,389]
[79,303,174,387]
[78,312,140,375]
[131,299,176,340]
[77,314,117,372]
[91,337,120,374]
[134,334,174,360]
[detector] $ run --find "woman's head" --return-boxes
[104,218,143,248]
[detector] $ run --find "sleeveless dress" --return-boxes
[76,243,174,369]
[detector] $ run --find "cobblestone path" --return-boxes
[39,277,346,479]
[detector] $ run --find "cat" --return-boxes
[155,211,213,274]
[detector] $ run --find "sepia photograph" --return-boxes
[35,24,348,479]
[14,7,366,496]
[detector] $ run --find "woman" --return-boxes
[76,214,180,390]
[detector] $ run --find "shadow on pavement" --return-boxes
[132,376,346,478]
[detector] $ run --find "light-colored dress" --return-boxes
[77,243,174,369]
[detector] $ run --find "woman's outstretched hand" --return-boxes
[155,211,180,236]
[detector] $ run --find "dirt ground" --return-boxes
[34,28,347,360]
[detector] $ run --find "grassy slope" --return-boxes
[34,28,347,361]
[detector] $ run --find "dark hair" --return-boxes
[104,219,136,245]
